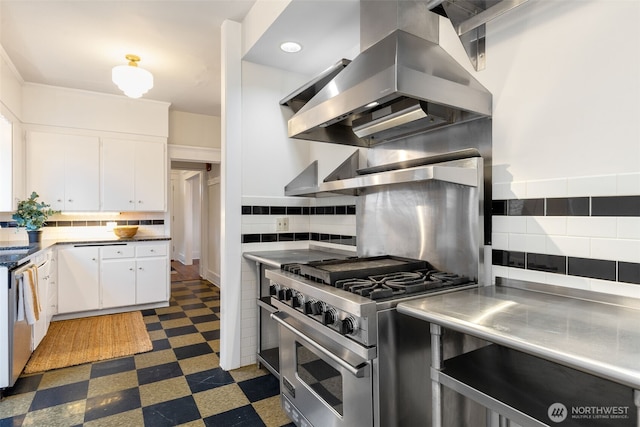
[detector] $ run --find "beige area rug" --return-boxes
[24,311,152,374]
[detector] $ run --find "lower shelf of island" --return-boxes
[438,344,637,427]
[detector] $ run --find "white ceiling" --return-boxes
[0,0,360,117]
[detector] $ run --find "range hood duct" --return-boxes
[283,0,492,148]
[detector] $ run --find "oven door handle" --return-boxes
[271,311,369,378]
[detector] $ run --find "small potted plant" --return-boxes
[12,192,60,244]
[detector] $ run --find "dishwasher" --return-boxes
[1,259,41,391]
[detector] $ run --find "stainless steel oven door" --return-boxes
[272,311,374,427]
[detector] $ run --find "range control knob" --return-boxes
[269,284,278,296]
[277,288,288,301]
[292,292,304,308]
[323,308,337,326]
[339,317,357,335]
[311,301,324,316]
[284,289,293,301]
[303,300,315,315]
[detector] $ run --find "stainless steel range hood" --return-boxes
[283,0,492,148]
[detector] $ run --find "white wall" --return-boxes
[436,0,640,296]
[168,110,221,148]
[0,49,23,119]
[21,83,170,137]
[207,165,221,285]
[241,61,312,197]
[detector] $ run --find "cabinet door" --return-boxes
[27,132,99,211]
[101,139,135,211]
[136,258,168,304]
[0,114,13,211]
[101,259,136,308]
[26,132,66,211]
[64,136,100,211]
[57,246,100,313]
[134,141,165,211]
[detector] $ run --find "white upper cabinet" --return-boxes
[0,113,13,212]
[26,131,100,211]
[102,138,166,211]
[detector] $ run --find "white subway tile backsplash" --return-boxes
[491,232,509,250]
[491,175,640,299]
[510,181,527,198]
[492,216,509,233]
[618,218,640,239]
[589,280,640,299]
[526,178,567,198]
[527,217,567,236]
[546,235,590,257]
[508,233,527,252]
[493,181,527,199]
[616,173,640,195]
[591,238,640,263]
[567,174,617,197]
[507,216,527,233]
[567,217,616,238]
[491,265,509,283]
[526,234,547,253]
[508,267,546,283]
[493,182,513,200]
[543,273,590,291]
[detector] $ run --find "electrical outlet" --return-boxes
[276,217,289,232]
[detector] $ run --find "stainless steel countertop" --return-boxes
[243,246,355,268]
[397,284,640,389]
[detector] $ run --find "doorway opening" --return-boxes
[169,161,220,285]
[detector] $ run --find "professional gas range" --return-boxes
[268,256,472,346]
[265,255,477,427]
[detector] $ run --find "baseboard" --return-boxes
[205,269,220,287]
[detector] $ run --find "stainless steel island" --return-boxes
[398,278,640,427]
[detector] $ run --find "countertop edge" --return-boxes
[1,236,171,269]
[243,247,356,269]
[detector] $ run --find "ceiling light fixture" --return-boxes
[280,41,302,53]
[112,54,154,99]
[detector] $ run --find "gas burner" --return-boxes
[282,263,302,275]
[430,272,469,286]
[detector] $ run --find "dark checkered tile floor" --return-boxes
[0,270,293,427]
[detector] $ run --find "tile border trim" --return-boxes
[493,196,640,217]
[241,205,356,216]
[0,219,164,228]
[493,249,640,285]
[242,232,356,246]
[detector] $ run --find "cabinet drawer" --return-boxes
[136,244,167,258]
[101,245,134,259]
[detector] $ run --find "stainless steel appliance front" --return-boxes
[273,311,374,427]
[7,262,35,388]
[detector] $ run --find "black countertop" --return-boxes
[0,236,171,269]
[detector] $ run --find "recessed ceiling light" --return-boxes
[280,41,302,53]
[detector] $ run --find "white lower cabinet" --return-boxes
[58,246,100,314]
[58,241,169,316]
[100,244,136,309]
[136,258,168,304]
[101,259,137,309]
